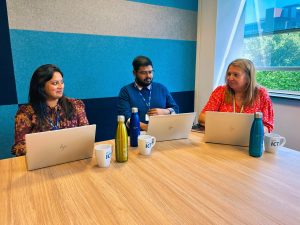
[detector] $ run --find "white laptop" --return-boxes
[25,124,96,170]
[147,112,196,141]
[204,111,254,146]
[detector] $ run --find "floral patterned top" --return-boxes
[202,85,274,132]
[12,98,89,156]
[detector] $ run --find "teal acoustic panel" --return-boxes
[0,104,18,159]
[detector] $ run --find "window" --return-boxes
[242,0,300,98]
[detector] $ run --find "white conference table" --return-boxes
[1,132,300,225]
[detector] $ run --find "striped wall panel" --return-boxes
[0,0,197,159]
[128,0,198,11]
[10,30,196,104]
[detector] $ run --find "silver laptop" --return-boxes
[25,124,96,170]
[204,111,254,146]
[147,112,196,141]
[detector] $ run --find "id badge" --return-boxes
[145,114,149,121]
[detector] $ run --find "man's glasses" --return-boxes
[137,70,154,75]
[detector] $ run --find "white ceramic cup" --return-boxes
[95,144,112,167]
[264,133,286,153]
[138,135,156,156]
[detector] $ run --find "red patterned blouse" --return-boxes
[202,85,274,132]
[12,98,89,156]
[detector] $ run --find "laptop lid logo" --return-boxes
[59,144,67,151]
[168,126,174,131]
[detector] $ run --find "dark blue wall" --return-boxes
[84,91,194,142]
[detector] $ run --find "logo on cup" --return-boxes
[105,152,111,159]
[146,142,152,148]
[271,141,280,147]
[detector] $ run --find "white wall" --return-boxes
[195,0,246,113]
[194,0,217,117]
[272,98,300,151]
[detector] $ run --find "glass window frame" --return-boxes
[242,1,300,99]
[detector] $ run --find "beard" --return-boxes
[135,76,153,87]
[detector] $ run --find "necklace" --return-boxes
[233,95,244,113]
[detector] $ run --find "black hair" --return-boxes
[29,64,75,125]
[132,56,153,71]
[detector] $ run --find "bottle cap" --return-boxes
[117,115,125,122]
[254,112,262,118]
[131,107,138,113]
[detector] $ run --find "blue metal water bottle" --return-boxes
[249,112,264,157]
[130,107,140,147]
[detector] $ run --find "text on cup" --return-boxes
[271,141,280,147]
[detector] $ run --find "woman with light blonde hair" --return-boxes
[198,58,274,133]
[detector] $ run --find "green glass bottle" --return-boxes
[115,115,128,162]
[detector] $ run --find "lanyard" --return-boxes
[233,96,244,113]
[137,86,152,110]
[46,109,60,130]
